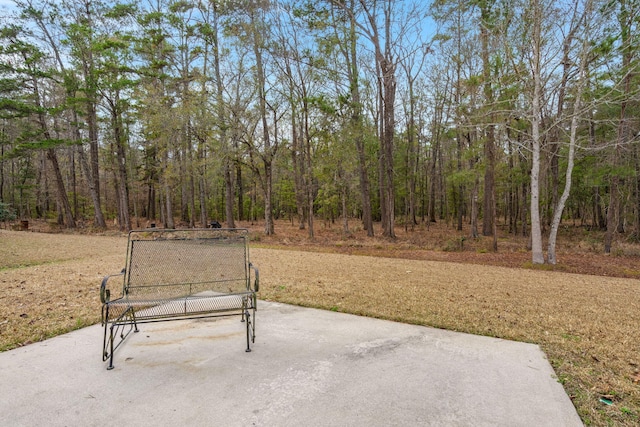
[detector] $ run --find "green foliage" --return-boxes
[448,168,477,188]
[273,176,297,219]
[306,95,336,115]
[442,236,466,252]
[104,3,138,19]
[0,202,16,222]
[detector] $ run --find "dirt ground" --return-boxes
[1,219,639,426]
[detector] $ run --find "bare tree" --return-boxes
[528,0,545,264]
[547,0,597,264]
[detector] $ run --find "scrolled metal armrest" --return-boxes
[100,269,125,304]
[249,262,259,292]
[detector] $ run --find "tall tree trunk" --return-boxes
[76,143,106,228]
[605,178,619,253]
[199,176,207,227]
[549,2,582,235]
[635,146,640,239]
[291,108,306,229]
[27,49,75,228]
[548,75,584,263]
[111,97,131,231]
[349,50,373,235]
[164,180,174,229]
[161,144,174,229]
[236,160,244,221]
[263,162,274,234]
[471,177,479,238]
[77,0,102,226]
[529,0,544,264]
[456,132,464,232]
[303,99,315,239]
[335,0,397,237]
[283,53,307,230]
[377,79,387,231]
[341,176,350,233]
[189,172,197,228]
[87,102,101,222]
[0,132,4,203]
[380,12,396,238]
[212,5,235,229]
[507,129,516,234]
[336,0,374,236]
[605,0,636,252]
[224,162,235,228]
[480,2,496,238]
[547,0,593,264]
[78,0,102,228]
[47,149,76,228]
[249,7,275,235]
[429,97,445,224]
[454,38,464,232]
[429,139,439,223]
[521,149,529,238]
[401,53,422,230]
[197,134,208,227]
[30,8,106,228]
[148,182,156,221]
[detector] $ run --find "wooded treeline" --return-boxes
[0,0,639,263]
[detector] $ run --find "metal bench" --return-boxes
[100,228,259,370]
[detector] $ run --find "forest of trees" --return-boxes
[0,0,639,264]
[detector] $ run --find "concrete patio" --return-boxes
[0,301,582,426]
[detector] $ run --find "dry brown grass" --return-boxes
[1,220,639,426]
[0,231,126,347]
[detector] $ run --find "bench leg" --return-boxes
[251,295,257,344]
[102,306,116,370]
[132,311,139,333]
[245,309,252,352]
[102,320,118,370]
[103,307,138,370]
[107,324,116,370]
[102,322,110,363]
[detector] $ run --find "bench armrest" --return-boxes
[100,269,125,304]
[249,262,259,292]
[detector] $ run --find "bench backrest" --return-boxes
[123,228,251,300]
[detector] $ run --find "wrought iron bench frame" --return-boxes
[100,228,259,370]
